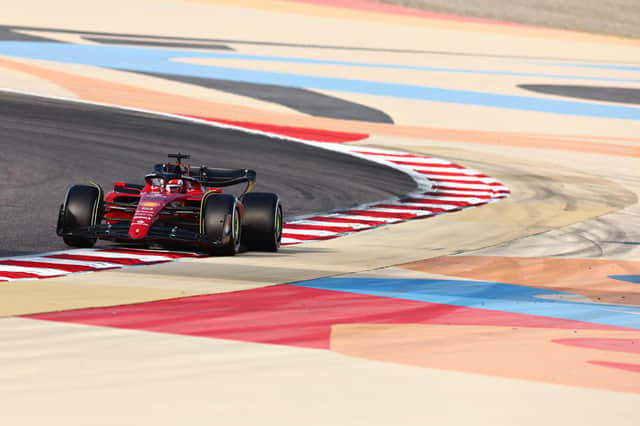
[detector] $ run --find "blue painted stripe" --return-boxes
[171,52,640,84]
[545,62,640,72]
[1,42,640,120]
[610,275,640,284]
[293,277,640,329]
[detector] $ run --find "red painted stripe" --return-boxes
[342,210,417,219]
[418,171,487,178]
[181,115,368,143]
[400,198,471,207]
[285,223,356,233]
[352,151,422,158]
[306,216,387,226]
[432,185,497,193]
[0,271,58,280]
[25,285,618,350]
[392,161,458,168]
[588,360,640,373]
[421,176,491,185]
[0,260,103,273]
[372,204,442,213]
[282,233,338,241]
[553,338,640,354]
[48,254,154,265]
[426,192,492,199]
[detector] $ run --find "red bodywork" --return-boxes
[104,175,227,240]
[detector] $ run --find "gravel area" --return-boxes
[377,0,640,39]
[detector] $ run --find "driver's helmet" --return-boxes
[149,177,164,192]
[166,178,185,193]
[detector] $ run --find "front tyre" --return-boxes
[201,194,241,256]
[57,184,104,248]
[241,192,283,252]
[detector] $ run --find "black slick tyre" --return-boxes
[201,193,241,256]
[58,184,103,248]
[241,192,282,252]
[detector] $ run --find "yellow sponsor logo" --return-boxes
[142,201,160,207]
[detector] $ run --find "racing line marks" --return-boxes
[281,146,509,245]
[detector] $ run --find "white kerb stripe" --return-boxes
[365,208,434,216]
[329,214,402,223]
[286,220,371,230]
[432,182,496,190]
[410,166,481,174]
[0,265,71,277]
[280,237,303,245]
[281,228,339,237]
[12,256,122,269]
[66,249,175,262]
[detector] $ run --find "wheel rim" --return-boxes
[233,207,241,250]
[275,206,282,243]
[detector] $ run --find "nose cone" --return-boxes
[129,223,150,239]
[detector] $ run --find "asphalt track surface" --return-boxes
[519,84,640,105]
[0,91,415,257]
[136,71,395,123]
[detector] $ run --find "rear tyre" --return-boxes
[201,194,241,256]
[241,192,282,252]
[57,184,103,248]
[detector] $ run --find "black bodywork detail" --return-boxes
[150,163,257,193]
[114,184,144,194]
[66,223,206,247]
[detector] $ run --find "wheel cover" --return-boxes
[233,208,241,249]
[275,207,283,242]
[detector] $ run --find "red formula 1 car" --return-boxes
[56,153,283,255]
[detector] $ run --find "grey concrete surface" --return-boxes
[0,91,414,256]
[83,37,234,51]
[518,84,640,105]
[378,0,640,39]
[136,72,394,123]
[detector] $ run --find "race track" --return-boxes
[0,0,639,424]
[0,91,413,256]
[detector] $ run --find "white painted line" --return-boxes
[328,214,402,223]
[366,207,436,216]
[66,249,174,262]
[281,228,339,237]
[287,220,371,230]
[0,265,71,277]
[409,166,481,174]
[281,237,303,245]
[7,256,121,269]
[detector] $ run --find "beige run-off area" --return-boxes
[0,0,639,424]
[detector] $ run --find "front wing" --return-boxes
[58,223,228,248]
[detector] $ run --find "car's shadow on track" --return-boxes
[249,246,335,256]
[91,243,336,258]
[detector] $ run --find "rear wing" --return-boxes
[191,167,257,193]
